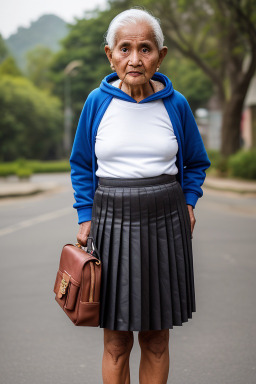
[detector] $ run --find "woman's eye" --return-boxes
[121,47,128,53]
[142,48,149,53]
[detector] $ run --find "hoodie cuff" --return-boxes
[77,207,93,224]
[183,192,199,209]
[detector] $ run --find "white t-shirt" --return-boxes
[95,80,179,178]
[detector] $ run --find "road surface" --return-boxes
[0,174,255,384]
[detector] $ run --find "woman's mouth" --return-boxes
[127,72,142,77]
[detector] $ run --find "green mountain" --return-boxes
[5,14,68,70]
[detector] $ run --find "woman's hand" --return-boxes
[77,221,91,246]
[187,205,196,238]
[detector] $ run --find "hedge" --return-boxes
[228,150,256,180]
[0,160,70,178]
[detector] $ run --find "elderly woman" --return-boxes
[70,8,210,384]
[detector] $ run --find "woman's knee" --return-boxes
[104,329,134,364]
[138,329,169,359]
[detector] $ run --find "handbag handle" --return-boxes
[86,236,101,261]
[75,236,101,261]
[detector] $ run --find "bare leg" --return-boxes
[138,329,170,384]
[102,328,134,384]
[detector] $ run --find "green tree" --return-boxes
[25,45,54,90]
[0,75,63,161]
[161,54,213,111]
[0,56,23,77]
[0,34,8,63]
[115,0,256,156]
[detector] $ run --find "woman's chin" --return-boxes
[124,74,149,86]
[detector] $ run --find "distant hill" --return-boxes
[5,14,68,70]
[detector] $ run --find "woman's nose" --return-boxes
[129,50,141,66]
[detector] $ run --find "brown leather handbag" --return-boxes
[53,237,101,326]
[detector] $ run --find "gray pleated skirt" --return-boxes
[89,173,196,332]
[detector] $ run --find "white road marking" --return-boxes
[0,207,72,237]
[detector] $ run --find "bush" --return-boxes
[206,149,228,176]
[207,149,222,167]
[228,150,256,180]
[0,160,70,177]
[28,160,70,173]
[215,156,229,175]
[0,163,17,176]
[16,167,33,179]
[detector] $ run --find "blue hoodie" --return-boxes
[70,72,211,224]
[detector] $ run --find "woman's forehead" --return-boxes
[115,22,155,45]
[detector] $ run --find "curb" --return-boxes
[204,178,256,195]
[0,182,59,199]
[1,178,256,199]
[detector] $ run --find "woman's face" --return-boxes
[105,22,167,87]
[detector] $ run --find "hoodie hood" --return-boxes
[100,72,174,104]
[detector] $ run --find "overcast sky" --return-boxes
[0,0,107,38]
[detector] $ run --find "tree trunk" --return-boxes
[220,98,244,156]
[220,49,256,156]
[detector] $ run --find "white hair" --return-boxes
[105,8,164,50]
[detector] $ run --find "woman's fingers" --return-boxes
[187,205,196,238]
[77,221,91,246]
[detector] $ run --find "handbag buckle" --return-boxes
[57,272,70,299]
[60,278,68,294]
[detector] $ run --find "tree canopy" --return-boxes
[0,75,63,161]
[25,45,54,90]
[0,34,8,63]
[0,56,23,77]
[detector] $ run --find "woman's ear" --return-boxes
[104,45,112,65]
[158,46,168,67]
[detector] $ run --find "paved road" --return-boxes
[0,175,256,384]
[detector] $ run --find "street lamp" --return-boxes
[63,60,82,157]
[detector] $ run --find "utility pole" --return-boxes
[63,60,82,157]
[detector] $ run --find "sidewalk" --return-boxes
[0,173,69,198]
[0,173,256,198]
[204,176,256,195]
[0,180,58,198]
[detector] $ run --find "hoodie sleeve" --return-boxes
[181,95,211,208]
[69,97,94,224]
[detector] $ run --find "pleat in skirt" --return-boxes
[89,173,196,332]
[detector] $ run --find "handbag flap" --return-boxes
[58,244,98,284]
